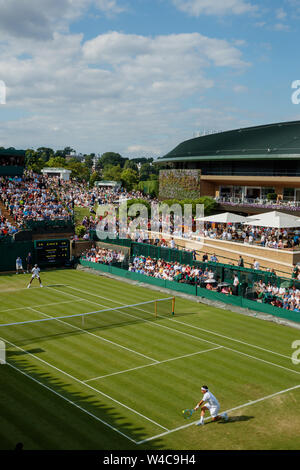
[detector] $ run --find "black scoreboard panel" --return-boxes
[35,239,70,265]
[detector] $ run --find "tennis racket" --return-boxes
[182,408,195,419]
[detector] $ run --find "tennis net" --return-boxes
[0,296,175,346]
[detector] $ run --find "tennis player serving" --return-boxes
[194,385,228,426]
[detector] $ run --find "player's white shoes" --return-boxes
[27,285,30,288]
[40,284,43,288]
[196,420,204,426]
[222,412,228,421]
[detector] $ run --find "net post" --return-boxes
[172,297,175,316]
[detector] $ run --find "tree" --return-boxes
[124,159,138,172]
[131,157,153,165]
[98,152,127,169]
[36,147,54,162]
[89,171,100,187]
[55,147,76,158]
[139,162,158,181]
[66,159,90,181]
[25,149,44,173]
[45,156,67,168]
[102,164,122,182]
[94,158,103,174]
[139,163,152,181]
[84,154,94,170]
[121,168,139,191]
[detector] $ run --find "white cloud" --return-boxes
[233,84,248,93]
[276,8,287,20]
[171,0,257,16]
[0,0,125,40]
[273,22,290,31]
[0,30,249,155]
[94,0,126,15]
[127,144,161,156]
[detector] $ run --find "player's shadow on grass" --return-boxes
[217,415,254,424]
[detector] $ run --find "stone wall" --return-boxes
[159,169,201,200]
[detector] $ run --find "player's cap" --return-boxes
[201,385,208,392]
[34,264,38,267]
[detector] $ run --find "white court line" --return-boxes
[49,285,125,311]
[0,285,44,293]
[136,383,300,445]
[84,346,223,382]
[49,285,300,377]
[29,307,158,364]
[49,285,222,347]
[0,299,80,315]
[27,282,300,441]
[3,282,300,444]
[63,284,296,361]
[2,333,168,433]
[6,360,137,444]
[0,283,68,294]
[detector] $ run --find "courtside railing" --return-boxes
[79,259,300,324]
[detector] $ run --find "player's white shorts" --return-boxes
[205,403,220,418]
[31,274,40,279]
[16,264,23,269]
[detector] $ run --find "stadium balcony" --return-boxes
[215,196,300,216]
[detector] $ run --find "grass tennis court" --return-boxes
[0,268,299,450]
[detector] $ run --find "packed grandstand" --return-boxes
[1,154,300,318]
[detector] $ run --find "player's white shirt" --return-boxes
[31,267,40,278]
[203,391,220,409]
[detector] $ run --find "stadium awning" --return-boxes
[196,212,248,224]
[244,210,300,228]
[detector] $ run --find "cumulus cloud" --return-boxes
[171,0,257,16]
[0,0,124,40]
[0,28,249,155]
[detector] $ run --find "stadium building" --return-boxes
[158,120,300,214]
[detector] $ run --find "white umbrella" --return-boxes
[196,212,247,224]
[243,211,300,229]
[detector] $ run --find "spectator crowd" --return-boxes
[81,245,126,266]
[195,223,299,250]
[79,248,300,314]
[0,173,73,234]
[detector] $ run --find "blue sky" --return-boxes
[0,0,299,157]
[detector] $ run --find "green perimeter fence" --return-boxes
[89,233,299,291]
[79,259,300,324]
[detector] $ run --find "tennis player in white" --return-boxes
[27,264,43,288]
[194,385,228,426]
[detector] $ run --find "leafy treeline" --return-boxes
[24,147,159,193]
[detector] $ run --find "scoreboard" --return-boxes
[34,239,70,266]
